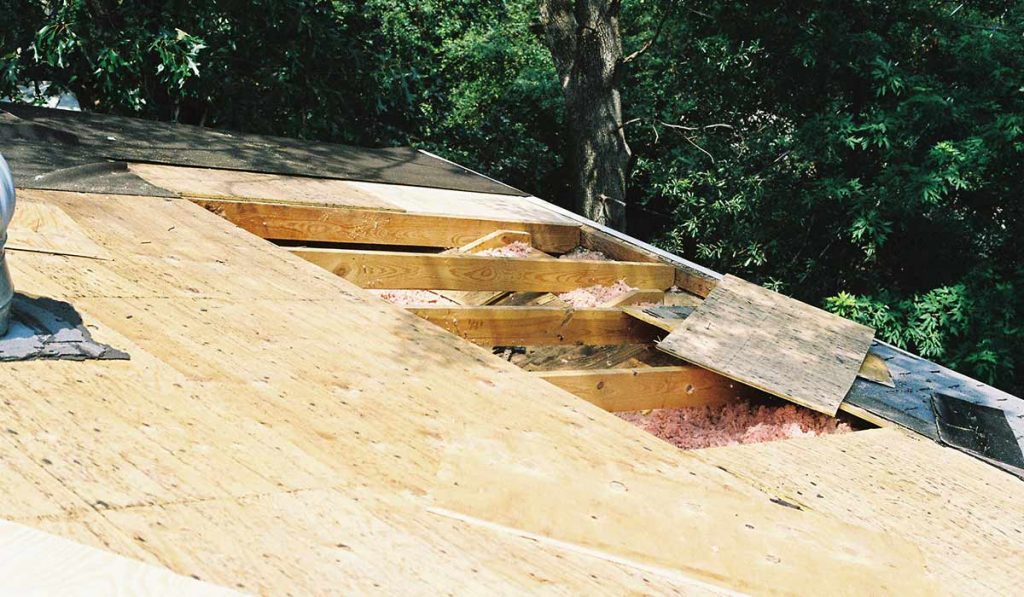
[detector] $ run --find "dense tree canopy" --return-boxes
[2,0,1021,394]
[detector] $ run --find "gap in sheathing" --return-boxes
[618,394,863,451]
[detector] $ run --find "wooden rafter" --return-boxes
[535,366,745,412]
[193,199,581,252]
[407,306,662,346]
[294,248,675,292]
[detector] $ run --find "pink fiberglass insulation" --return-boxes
[617,399,851,450]
[560,247,610,261]
[557,280,636,308]
[475,241,533,258]
[369,289,458,307]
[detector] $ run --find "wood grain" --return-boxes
[407,306,663,346]
[6,201,112,260]
[658,275,875,415]
[697,428,1024,595]
[193,199,581,252]
[601,289,664,307]
[0,189,961,594]
[294,248,675,292]
[131,163,575,225]
[535,366,746,411]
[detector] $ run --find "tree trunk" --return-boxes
[539,0,630,230]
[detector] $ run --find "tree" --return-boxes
[538,0,630,229]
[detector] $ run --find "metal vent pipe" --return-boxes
[0,153,15,335]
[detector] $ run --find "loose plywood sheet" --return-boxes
[658,275,874,415]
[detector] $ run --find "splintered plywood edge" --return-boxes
[657,275,875,415]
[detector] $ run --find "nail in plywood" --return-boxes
[193,199,581,253]
[534,366,745,412]
[657,275,875,415]
[6,201,112,260]
[294,248,675,292]
[408,306,662,346]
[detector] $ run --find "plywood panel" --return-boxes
[294,248,675,292]
[658,275,874,415]
[6,200,112,260]
[697,429,1024,596]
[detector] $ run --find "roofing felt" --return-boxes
[0,102,525,197]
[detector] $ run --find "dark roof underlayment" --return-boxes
[0,103,525,197]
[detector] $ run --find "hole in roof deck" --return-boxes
[615,391,873,452]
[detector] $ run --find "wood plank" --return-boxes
[407,306,662,345]
[132,163,576,225]
[622,305,695,332]
[292,248,675,292]
[193,199,580,253]
[435,230,536,306]
[535,366,745,412]
[658,275,875,415]
[581,227,719,296]
[601,289,664,308]
[457,230,532,253]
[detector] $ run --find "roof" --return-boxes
[0,105,1022,594]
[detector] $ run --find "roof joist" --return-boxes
[407,306,662,346]
[192,199,581,253]
[294,248,675,292]
[535,366,745,412]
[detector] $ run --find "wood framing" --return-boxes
[407,306,662,345]
[535,366,745,412]
[193,199,581,252]
[601,289,664,308]
[458,230,533,253]
[581,227,719,297]
[293,248,675,292]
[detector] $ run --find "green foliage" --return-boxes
[2,0,1022,394]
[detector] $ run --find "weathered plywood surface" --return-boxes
[0,189,945,594]
[697,428,1024,596]
[658,275,875,415]
[6,201,112,260]
[0,521,238,596]
[294,248,675,292]
[130,163,575,225]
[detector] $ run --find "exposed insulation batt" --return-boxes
[618,399,852,450]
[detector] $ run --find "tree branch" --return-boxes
[623,1,676,64]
